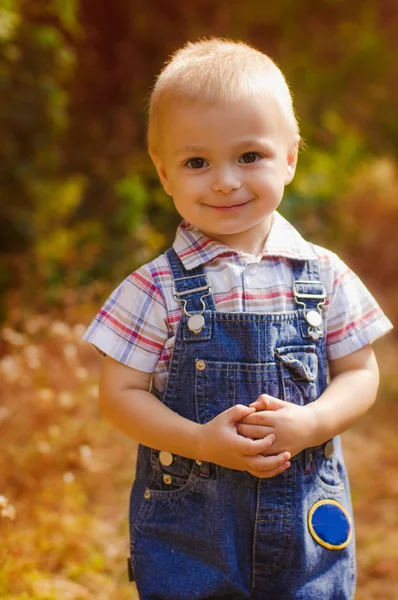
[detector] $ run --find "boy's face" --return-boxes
[150,95,298,254]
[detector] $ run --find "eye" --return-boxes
[185,157,207,169]
[239,152,262,164]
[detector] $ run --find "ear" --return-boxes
[150,152,172,196]
[284,138,299,185]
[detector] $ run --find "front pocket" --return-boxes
[275,345,318,405]
[194,359,281,424]
[131,476,251,599]
[149,450,196,493]
[313,455,346,494]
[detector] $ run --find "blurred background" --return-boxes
[0,1,397,598]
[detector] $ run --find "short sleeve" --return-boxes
[82,265,169,373]
[326,254,393,360]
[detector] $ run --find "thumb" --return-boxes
[228,403,256,422]
[250,394,285,411]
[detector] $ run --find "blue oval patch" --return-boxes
[308,499,352,550]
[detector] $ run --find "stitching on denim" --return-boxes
[233,361,236,406]
[254,471,295,576]
[282,462,295,567]
[135,464,198,513]
[313,456,345,494]
[279,360,287,402]
[212,311,300,322]
[250,478,260,594]
[204,361,276,371]
[194,364,201,423]
[257,319,260,365]
[161,318,184,406]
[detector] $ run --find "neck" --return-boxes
[206,216,274,256]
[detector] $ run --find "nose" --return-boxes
[211,166,242,194]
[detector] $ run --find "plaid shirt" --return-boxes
[83,211,393,392]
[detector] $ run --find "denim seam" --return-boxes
[233,362,236,405]
[282,466,295,569]
[257,319,260,364]
[250,478,260,594]
[195,366,206,423]
[253,473,294,577]
[210,311,300,322]
[161,324,183,407]
[202,362,276,371]
[279,360,287,402]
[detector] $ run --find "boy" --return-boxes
[83,38,393,599]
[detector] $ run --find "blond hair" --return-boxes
[147,38,300,155]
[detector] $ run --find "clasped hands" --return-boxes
[196,394,317,479]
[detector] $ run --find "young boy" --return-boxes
[83,39,393,599]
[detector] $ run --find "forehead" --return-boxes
[160,96,288,156]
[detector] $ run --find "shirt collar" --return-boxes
[172,211,317,270]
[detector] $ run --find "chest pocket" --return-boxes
[275,345,319,405]
[194,359,282,424]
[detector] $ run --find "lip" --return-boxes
[207,200,251,212]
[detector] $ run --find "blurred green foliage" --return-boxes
[0,0,397,321]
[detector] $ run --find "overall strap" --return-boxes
[166,247,216,312]
[165,247,216,341]
[291,259,327,342]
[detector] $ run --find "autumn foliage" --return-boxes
[1,1,397,598]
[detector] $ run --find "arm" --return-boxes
[304,343,379,445]
[99,355,291,477]
[236,344,379,456]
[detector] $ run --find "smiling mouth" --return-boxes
[207,200,251,211]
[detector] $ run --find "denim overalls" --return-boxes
[128,247,356,600]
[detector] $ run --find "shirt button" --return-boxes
[159,451,173,466]
[247,264,257,275]
[163,474,172,485]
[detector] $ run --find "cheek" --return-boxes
[175,173,207,196]
[249,171,274,191]
[255,168,284,192]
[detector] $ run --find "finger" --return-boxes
[251,461,291,479]
[238,433,276,456]
[236,423,274,439]
[248,396,267,410]
[250,394,285,411]
[246,451,291,472]
[228,404,256,422]
[263,395,286,410]
[240,410,278,427]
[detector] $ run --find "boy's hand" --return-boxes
[195,404,291,479]
[236,394,317,458]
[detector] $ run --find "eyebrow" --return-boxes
[173,140,275,157]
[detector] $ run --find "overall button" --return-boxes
[187,313,205,334]
[324,440,334,459]
[306,310,322,327]
[159,451,173,466]
[163,474,172,485]
[196,360,206,370]
[144,488,151,499]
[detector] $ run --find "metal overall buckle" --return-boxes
[172,276,212,334]
[293,280,326,341]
